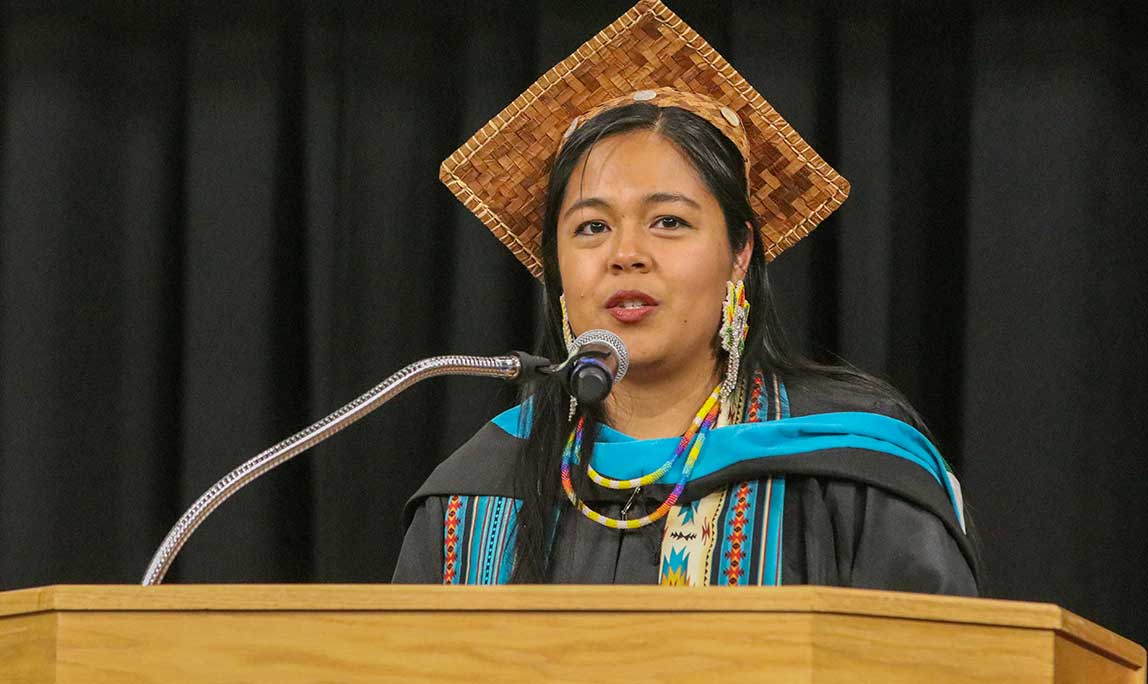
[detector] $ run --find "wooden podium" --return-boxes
[0,584,1143,683]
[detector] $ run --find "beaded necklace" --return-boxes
[560,385,722,530]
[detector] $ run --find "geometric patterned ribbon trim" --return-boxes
[442,495,520,585]
[660,370,789,586]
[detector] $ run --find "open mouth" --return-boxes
[605,290,659,308]
[605,290,659,322]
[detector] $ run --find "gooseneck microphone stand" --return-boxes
[141,352,549,586]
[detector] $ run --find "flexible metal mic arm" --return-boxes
[141,351,549,586]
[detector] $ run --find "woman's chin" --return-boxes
[616,349,672,378]
[608,327,662,356]
[593,328,684,378]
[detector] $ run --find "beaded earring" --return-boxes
[559,293,578,420]
[718,280,750,401]
[559,293,576,354]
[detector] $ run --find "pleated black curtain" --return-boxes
[1,0,1146,644]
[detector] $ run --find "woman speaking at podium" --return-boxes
[394,1,979,593]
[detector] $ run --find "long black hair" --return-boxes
[510,103,931,583]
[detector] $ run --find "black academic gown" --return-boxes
[393,376,980,595]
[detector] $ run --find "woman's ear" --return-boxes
[732,221,754,281]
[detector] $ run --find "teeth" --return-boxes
[618,301,646,309]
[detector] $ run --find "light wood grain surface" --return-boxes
[0,584,1143,684]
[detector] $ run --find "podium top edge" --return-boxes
[1,584,1143,667]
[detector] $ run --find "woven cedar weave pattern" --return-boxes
[560,88,752,185]
[439,0,850,278]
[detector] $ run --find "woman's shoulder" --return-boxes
[771,369,979,585]
[780,371,918,424]
[422,419,522,494]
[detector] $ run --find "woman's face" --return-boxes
[556,129,751,381]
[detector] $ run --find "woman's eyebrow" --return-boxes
[562,196,611,219]
[644,192,700,209]
[562,192,700,220]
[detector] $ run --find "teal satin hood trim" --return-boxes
[491,403,963,527]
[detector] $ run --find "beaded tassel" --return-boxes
[560,293,578,420]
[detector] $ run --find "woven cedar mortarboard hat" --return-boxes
[440,0,850,279]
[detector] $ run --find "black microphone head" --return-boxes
[570,358,612,404]
[570,329,629,384]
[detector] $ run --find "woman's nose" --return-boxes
[608,227,650,273]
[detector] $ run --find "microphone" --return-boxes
[141,336,628,585]
[142,338,629,586]
[559,329,630,405]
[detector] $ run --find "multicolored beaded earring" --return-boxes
[719,279,750,401]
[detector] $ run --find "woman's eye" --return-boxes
[655,216,687,229]
[575,221,609,235]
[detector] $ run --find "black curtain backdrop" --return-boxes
[2,0,1146,644]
